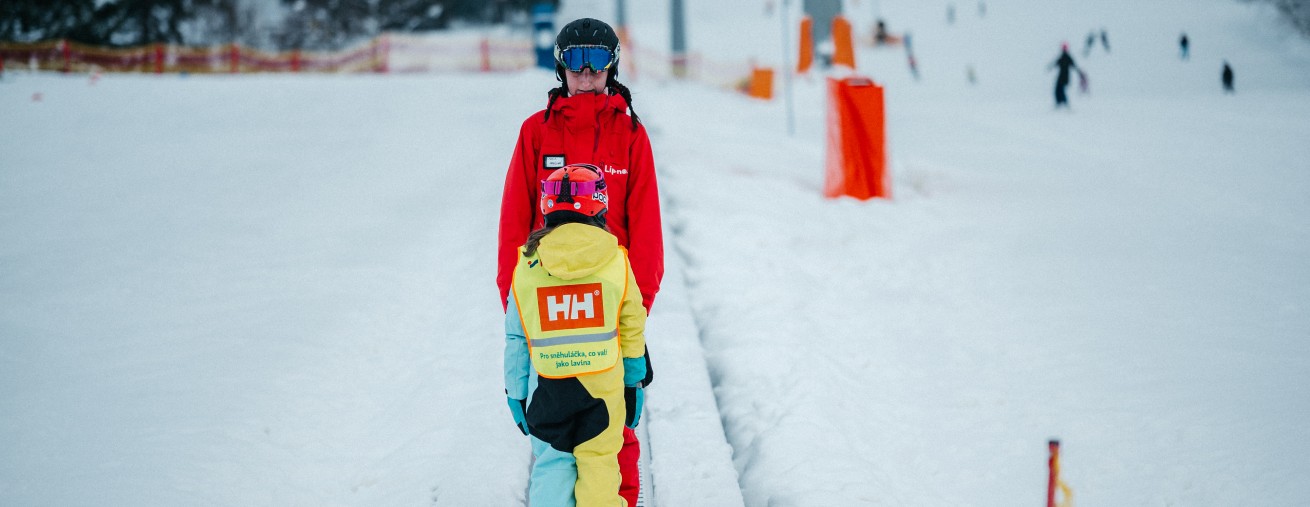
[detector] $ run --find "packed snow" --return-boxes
[3,0,1310,505]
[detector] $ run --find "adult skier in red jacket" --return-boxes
[497,17,661,506]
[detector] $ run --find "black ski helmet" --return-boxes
[554,18,621,81]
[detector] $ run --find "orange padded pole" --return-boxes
[831,15,855,69]
[797,16,813,74]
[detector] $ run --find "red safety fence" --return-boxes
[2,30,786,108]
[385,32,533,73]
[0,32,534,75]
[622,37,751,91]
[2,30,768,94]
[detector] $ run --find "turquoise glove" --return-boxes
[507,396,528,435]
[624,386,644,429]
[623,357,647,387]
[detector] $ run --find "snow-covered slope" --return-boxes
[2,0,1309,505]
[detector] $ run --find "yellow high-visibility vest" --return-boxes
[512,247,628,378]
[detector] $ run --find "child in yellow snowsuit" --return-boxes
[504,163,647,507]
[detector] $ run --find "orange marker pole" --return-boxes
[377,34,390,74]
[831,15,855,69]
[61,39,71,73]
[480,37,491,72]
[1047,440,1060,507]
[797,16,812,74]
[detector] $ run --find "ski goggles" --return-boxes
[541,175,606,197]
[555,45,617,72]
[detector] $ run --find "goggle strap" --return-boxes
[542,180,601,195]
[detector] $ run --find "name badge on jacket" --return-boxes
[543,155,565,169]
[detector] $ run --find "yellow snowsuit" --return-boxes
[508,223,646,506]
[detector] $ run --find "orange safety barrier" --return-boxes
[797,16,813,74]
[744,67,774,100]
[831,15,855,69]
[824,76,889,200]
[0,34,534,76]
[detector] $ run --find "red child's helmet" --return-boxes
[540,163,608,218]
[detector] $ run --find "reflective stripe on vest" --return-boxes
[512,247,629,378]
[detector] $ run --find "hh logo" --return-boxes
[537,283,605,331]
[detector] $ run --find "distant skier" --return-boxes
[905,33,919,80]
[1222,60,1235,93]
[1049,42,1081,108]
[1179,32,1190,60]
[1083,31,1096,57]
[1100,28,1110,53]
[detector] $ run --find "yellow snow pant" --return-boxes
[527,365,628,507]
[573,366,626,507]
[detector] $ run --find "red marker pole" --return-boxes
[480,37,491,72]
[61,39,71,73]
[1047,440,1060,507]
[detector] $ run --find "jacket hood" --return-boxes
[537,223,620,280]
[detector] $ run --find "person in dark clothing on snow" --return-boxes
[1222,60,1235,93]
[1100,29,1110,52]
[1083,31,1096,57]
[1049,43,1081,108]
[1180,32,1190,60]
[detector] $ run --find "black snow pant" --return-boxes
[1054,80,1069,107]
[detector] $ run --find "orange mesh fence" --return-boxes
[386,33,532,73]
[2,30,817,93]
[0,33,532,75]
[622,36,751,91]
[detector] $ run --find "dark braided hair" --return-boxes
[541,69,642,131]
[606,77,642,130]
[542,82,569,123]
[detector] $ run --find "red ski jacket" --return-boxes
[497,91,663,314]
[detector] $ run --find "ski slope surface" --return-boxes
[3,0,1310,505]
